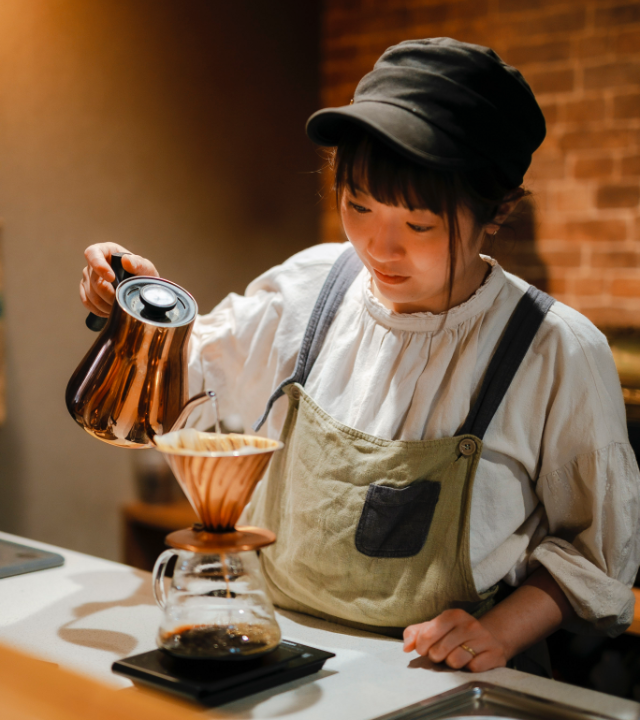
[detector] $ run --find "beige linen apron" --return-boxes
[249,247,555,639]
[249,383,494,630]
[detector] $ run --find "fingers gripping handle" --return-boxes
[85,252,134,331]
[152,549,176,609]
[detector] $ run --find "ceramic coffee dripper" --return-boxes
[152,429,284,660]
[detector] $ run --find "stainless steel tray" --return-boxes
[371,682,620,720]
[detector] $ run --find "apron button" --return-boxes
[459,438,477,456]
[290,386,301,400]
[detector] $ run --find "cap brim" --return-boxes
[306,101,486,170]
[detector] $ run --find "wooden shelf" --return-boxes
[627,588,640,635]
[121,501,198,571]
[122,500,197,531]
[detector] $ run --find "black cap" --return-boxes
[306,38,546,188]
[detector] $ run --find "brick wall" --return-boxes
[320,0,640,327]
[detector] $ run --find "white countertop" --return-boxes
[0,530,638,720]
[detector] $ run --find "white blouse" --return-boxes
[188,242,640,635]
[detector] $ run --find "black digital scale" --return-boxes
[112,640,335,706]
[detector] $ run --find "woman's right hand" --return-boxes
[80,242,159,317]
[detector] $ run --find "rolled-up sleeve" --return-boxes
[531,438,640,636]
[187,287,284,432]
[187,243,344,436]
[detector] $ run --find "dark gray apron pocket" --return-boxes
[355,481,441,558]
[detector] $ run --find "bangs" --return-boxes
[333,126,459,215]
[329,123,514,311]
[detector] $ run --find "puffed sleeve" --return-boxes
[187,243,345,437]
[529,306,640,636]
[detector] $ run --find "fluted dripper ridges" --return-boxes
[154,429,282,531]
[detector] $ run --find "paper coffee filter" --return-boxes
[154,428,278,455]
[153,429,282,531]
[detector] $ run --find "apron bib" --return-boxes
[249,247,554,635]
[250,383,491,630]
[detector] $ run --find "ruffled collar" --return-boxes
[361,256,506,333]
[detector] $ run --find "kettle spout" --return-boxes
[169,390,220,434]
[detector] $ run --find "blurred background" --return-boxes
[3,0,640,554]
[3,0,640,699]
[0,0,321,560]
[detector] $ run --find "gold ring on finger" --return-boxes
[460,643,477,659]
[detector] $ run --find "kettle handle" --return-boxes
[85,252,134,332]
[152,549,177,609]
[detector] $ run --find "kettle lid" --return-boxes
[116,276,197,327]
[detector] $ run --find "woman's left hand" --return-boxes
[403,609,508,672]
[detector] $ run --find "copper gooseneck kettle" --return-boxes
[66,253,213,448]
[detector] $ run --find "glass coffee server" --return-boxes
[152,428,284,660]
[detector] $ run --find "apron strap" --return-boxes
[459,285,555,440]
[255,247,555,438]
[253,246,363,431]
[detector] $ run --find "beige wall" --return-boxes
[0,0,320,559]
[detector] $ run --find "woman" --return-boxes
[79,38,640,676]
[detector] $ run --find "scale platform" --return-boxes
[112,639,335,707]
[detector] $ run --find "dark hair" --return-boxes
[330,125,520,308]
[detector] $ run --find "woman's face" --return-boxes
[340,188,488,314]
